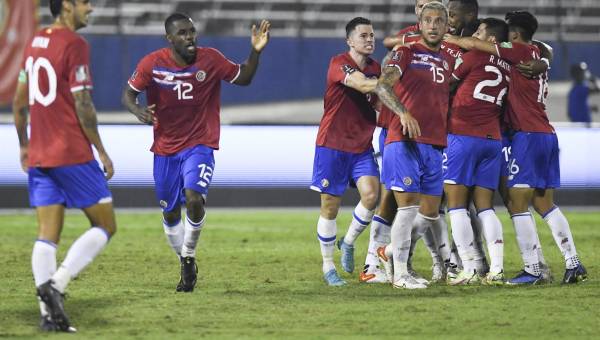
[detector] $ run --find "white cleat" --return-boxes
[359,264,390,283]
[431,261,446,283]
[448,269,480,286]
[392,273,428,289]
[377,246,394,283]
[408,267,430,286]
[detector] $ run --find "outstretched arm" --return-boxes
[443,34,499,56]
[122,86,156,125]
[12,77,29,172]
[72,89,114,180]
[344,70,378,94]
[383,34,404,50]
[234,20,271,86]
[375,66,421,138]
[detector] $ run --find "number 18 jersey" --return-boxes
[450,50,510,140]
[21,27,94,168]
[128,47,241,155]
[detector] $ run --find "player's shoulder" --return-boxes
[200,46,230,60]
[139,48,170,65]
[397,23,419,35]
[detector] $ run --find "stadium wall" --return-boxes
[1,124,599,208]
[84,35,600,111]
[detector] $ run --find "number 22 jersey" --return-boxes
[128,47,241,155]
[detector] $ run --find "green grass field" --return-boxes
[1,209,598,339]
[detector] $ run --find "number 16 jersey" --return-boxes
[128,47,241,155]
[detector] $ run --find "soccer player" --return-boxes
[122,14,270,292]
[311,17,381,286]
[444,11,588,285]
[12,0,116,332]
[444,18,510,285]
[375,1,452,289]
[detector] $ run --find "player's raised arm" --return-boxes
[443,34,499,56]
[343,69,378,94]
[122,87,156,125]
[375,66,421,138]
[72,89,114,180]
[12,74,29,173]
[233,20,270,86]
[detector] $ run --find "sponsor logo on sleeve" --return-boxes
[75,65,90,82]
[500,42,513,49]
[391,50,403,62]
[341,64,356,75]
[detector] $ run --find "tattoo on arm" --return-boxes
[73,90,106,153]
[375,66,407,115]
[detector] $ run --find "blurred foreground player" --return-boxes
[123,14,270,292]
[311,17,381,286]
[13,0,116,332]
[445,11,587,285]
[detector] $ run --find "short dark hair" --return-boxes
[505,10,538,41]
[49,0,73,18]
[480,17,508,42]
[448,0,478,15]
[345,17,371,38]
[165,13,193,34]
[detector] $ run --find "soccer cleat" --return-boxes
[37,281,73,332]
[539,262,553,283]
[176,256,198,292]
[377,246,393,283]
[431,261,446,283]
[481,271,505,286]
[562,264,588,284]
[392,273,428,289]
[448,269,480,286]
[337,239,355,273]
[445,260,460,281]
[323,269,347,286]
[39,315,58,332]
[359,264,389,283]
[408,266,429,286]
[506,270,542,285]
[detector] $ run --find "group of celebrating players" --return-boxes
[12,0,588,334]
[312,0,588,290]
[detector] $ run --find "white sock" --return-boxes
[52,227,109,293]
[32,240,57,287]
[391,206,418,279]
[366,215,391,267]
[343,202,374,245]
[317,216,337,273]
[469,204,486,269]
[478,209,504,274]
[512,212,541,276]
[449,208,477,273]
[163,218,184,256]
[431,212,451,263]
[414,213,440,262]
[530,211,547,265]
[543,206,578,269]
[181,215,205,258]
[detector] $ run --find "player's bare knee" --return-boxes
[360,191,378,210]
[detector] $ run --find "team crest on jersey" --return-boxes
[159,200,168,208]
[442,60,449,71]
[321,179,330,188]
[75,65,90,82]
[196,70,207,82]
[402,177,413,186]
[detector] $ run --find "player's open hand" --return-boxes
[19,146,28,173]
[400,112,421,139]
[134,104,156,125]
[99,151,114,180]
[251,20,271,53]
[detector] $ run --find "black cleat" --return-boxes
[39,315,58,332]
[562,264,588,284]
[176,257,198,292]
[37,281,73,332]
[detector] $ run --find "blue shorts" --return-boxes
[154,144,215,212]
[501,134,511,178]
[382,141,444,196]
[444,134,502,190]
[507,132,560,189]
[28,160,112,208]
[310,146,379,196]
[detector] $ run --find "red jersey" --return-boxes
[378,24,422,129]
[385,43,454,147]
[450,50,511,140]
[316,53,381,153]
[128,47,240,155]
[21,27,94,167]
[495,42,553,133]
